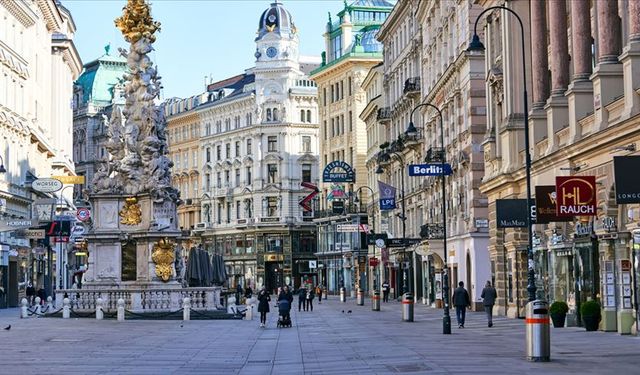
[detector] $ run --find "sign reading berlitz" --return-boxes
[555,176,597,217]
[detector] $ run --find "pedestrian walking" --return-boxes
[452,281,471,328]
[481,280,497,327]
[298,286,307,312]
[257,288,271,328]
[26,283,35,306]
[36,287,46,305]
[235,283,243,305]
[382,280,390,303]
[306,286,315,311]
[315,285,323,303]
[244,285,253,300]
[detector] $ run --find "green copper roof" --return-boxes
[75,51,127,106]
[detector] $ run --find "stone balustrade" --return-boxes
[55,287,222,312]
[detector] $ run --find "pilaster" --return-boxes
[544,96,568,154]
[566,80,593,143]
[619,41,640,119]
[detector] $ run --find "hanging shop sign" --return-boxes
[496,199,528,228]
[535,186,571,224]
[332,200,344,214]
[408,163,453,176]
[52,175,85,185]
[613,156,640,204]
[555,176,597,217]
[32,178,63,193]
[322,161,355,183]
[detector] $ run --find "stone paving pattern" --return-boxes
[0,296,638,374]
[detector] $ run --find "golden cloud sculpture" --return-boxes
[115,0,161,43]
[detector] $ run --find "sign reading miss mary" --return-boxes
[322,161,355,183]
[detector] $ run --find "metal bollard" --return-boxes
[372,291,381,311]
[46,296,53,313]
[20,298,28,318]
[96,298,104,320]
[356,289,364,306]
[401,293,414,322]
[117,298,125,322]
[340,287,346,303]
[62,298,70,319]
[525,300,550,362]
[34,297,41,315]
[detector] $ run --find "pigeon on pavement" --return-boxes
[347,310,352,314]
[4,325,10,331]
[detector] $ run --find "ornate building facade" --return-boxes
[310,0,394,295]
[0,0,81,307]
[166,1,320,292]
[478,0,640,333]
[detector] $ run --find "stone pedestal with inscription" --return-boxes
[82,194,181,288]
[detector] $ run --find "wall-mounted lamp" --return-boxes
[610,144,636,153]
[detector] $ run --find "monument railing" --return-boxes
[55,287,222,312]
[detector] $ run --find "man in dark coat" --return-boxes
[26,283,35,306]
[481,280,497,327]
[382,280,390,303]
[257,288,271,328]
[306,286,315,311]
[298,287,307,312]
[452,281,471,328]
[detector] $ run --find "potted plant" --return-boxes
[580,300,601,331]
[549,301,569,328]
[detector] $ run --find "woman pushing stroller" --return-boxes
[277,286,293,327]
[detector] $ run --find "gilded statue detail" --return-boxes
[151,237,175,282]
[119,197,142,225]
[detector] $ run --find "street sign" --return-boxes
[309,260,317,269]
[32,178,63,193]
[52,175,85,184]
[386,238,421,248]
[336,224,359,232]
[0,219,37,233]
[24,229,46,239]
[71,225,85,236]
[408,163,453,176]
[359,224,369,233]
[76,208,91,222]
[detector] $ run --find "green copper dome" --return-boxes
[75,48,127,106]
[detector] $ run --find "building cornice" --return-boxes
[36,0,63,32]
[310,52,382,80]
[1,0,37,27]
[377,0,410,41]
[0,40,29,79]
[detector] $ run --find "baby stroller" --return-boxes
[277,299,292,328]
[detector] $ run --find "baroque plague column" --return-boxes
[57,0,220,312]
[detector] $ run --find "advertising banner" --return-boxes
[613,156,640,204]
[378,180,396,210]
[496,199,528,228]
[535,186,572,224]
[555,176,597,217]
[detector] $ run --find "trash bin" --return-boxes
[372,290,380,311]
[339,287,346,303]
[525,300,550,362]
[356,289,364,306]
[402,293,414,322]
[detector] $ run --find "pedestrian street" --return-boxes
[0,296,638,375]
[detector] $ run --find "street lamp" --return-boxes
[376,151,408,297]
[0,154,6,173]
[405,102,451,335]
[354,185,375,290]
[468,6,536,302]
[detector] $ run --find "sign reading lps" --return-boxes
[496,199,528,228]
[613,156,640,204]
[535,186,571,224]
[555,176,597,217]
[322,161,355,183]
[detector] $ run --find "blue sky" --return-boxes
[63,0,345,99]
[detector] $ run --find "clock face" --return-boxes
[266,47,278,58]
[375,239,385,248]
[35,205,52,221]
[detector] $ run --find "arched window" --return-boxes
[306,110,312,123]
[300,109,305,122]
[272,108,278,121]
[266,108,272,121]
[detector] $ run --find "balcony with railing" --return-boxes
[403,77,421,97]
[377,107,392,123]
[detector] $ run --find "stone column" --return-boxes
[544,0,569,153]
[528,0,549,158]
[566,0,594,142]
[620,0,640,118]
[592,0,624,129]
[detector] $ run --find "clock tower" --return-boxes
[253,1,302,124]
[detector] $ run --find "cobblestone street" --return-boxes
[1,296,638,374]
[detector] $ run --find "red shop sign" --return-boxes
[555,176,597,217]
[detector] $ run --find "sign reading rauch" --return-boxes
[555,176,597,217]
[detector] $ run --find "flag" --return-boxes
[378,180,396,210]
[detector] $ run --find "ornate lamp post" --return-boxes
[405,102,450,334]
[354,185,375,290]
[468,6,536,302]
[376,152,408,296]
